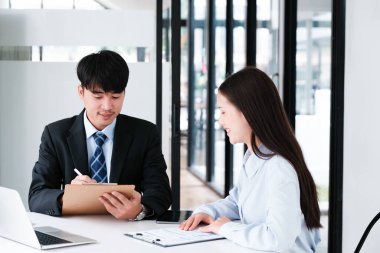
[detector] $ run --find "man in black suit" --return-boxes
[29,50,171,220]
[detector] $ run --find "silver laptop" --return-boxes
[0,186,97,249]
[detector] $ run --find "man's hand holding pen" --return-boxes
[71,168,97,184]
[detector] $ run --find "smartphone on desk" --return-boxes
[156,210,193,224]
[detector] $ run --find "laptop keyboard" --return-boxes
[35,230,71,245]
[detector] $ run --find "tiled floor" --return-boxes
[179,141,220,210]
[180,165,220,210]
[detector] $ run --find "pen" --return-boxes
[74,168,83,176]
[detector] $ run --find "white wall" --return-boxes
[0,62,80,206]
[343,0,380,251]
[0,10,154,47]
[0,9,157,208]
[0,62,155,207]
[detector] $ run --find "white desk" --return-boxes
[1,212,261,253]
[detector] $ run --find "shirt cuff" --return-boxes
[219,221,243,238]
[143,205,155,218]
[193,206,217,219]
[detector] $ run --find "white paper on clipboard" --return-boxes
[125,227,224,247]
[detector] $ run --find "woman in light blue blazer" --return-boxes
[180,67,321,252]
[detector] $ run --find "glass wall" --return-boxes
[256,0,279,86]
[187,0,248,194]
[188,0,208,180]
[233,0,246,72]
[185,0,282,194]
[296,0,331,248]
[231,0,246,187]
[212,0,226,192]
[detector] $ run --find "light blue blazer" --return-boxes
[194,149,321,252]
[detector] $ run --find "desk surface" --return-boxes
[1,212,260,253]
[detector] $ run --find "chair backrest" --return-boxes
[354,212,380,253]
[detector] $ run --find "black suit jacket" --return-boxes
[28,110,172,216]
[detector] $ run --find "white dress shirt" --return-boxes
[194,146,321,252]
[83,111,116,182]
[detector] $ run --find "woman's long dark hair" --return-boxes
[219,66,321,229]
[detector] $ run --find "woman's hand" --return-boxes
[179,212,214,231]
[199,216,231,234]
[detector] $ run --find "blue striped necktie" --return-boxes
[90,131,108,183]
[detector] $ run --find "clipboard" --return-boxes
[62,184,135,215]
[125,227,224,247]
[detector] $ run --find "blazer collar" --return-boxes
[109,115,134,182]
[67,109,89,176]
[67,111,134,182]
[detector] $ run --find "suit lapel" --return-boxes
[110,115,133,183]
[67,110,90,175]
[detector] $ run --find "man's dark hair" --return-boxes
[77,50,129,93]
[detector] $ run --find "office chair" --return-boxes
[354,211,380,253]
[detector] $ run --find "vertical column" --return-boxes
[156,0,162,132]
[171,0,181,211]
[246,0,256,66]
[206,0,216,182]
[224,0,234,196]
[283,0,297,129]
[329,0,345,251]
[187,0,195,167]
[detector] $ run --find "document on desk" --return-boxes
[125,227,225,247]
[62,184,135,215]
